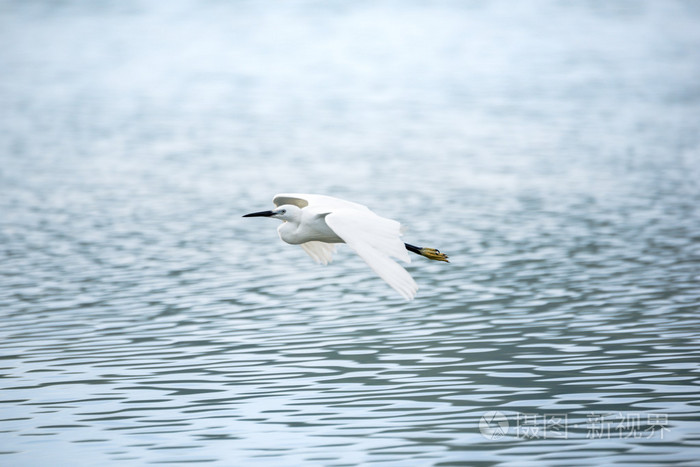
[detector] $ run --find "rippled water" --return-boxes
[2,0,700,465]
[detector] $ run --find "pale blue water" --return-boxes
[1,0,700,465]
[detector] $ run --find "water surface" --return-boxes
[1,0,700,465]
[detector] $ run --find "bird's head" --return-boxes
[243,204,301,222]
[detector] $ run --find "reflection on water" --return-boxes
[1,0,699,464]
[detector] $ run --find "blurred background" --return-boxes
[1,0,699,465]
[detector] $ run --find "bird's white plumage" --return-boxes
[300,241,336,265]
[324,210,417,300]
[273,193,370,212]
[268,193,418,299]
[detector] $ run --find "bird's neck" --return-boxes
[277,221,304,245]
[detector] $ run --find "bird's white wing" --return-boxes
[325,210,417,300]
[273,193,370,211]
[300,241,336,265]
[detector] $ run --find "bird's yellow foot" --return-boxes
[419,247,449,262]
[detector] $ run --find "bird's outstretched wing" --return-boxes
[273,193,370,211]
[325,210,417,300]
[300,241,336,265]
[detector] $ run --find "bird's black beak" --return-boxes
[243,210,275,218]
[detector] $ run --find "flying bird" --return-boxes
[243,193,448,300]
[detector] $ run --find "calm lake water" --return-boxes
[1,0,700,465]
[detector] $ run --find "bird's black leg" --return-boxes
[404,243,449,262]
[405,243,422,255]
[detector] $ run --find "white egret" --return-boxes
[243,193,448,300]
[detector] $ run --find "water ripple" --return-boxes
[2,0,700,465]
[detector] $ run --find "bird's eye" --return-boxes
[280,209,286,214]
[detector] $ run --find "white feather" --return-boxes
[325,211,417,300]
[247,193,423,300]
[300,241,336,265]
